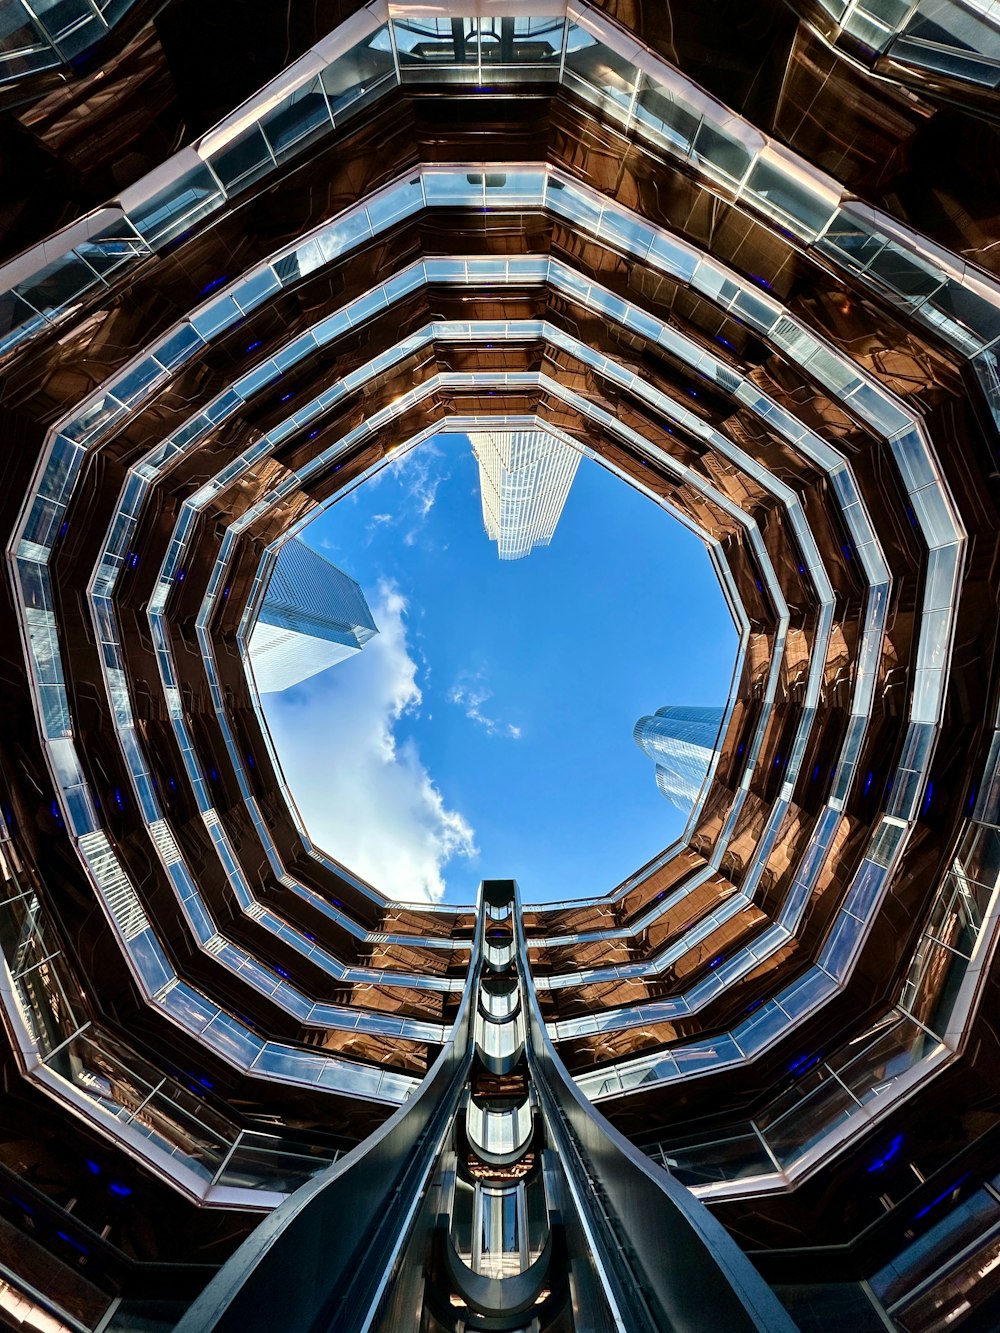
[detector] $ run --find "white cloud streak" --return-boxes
[263,582,476,903]
[448,675,522,739]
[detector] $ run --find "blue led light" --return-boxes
[866,1134,904,1173]
[109,1182,132,1198]
[914,1173,970,1220]
[201,275,228,295]
[788,1052,821,1076]
[57,1231,90,1254]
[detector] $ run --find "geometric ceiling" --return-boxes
[0,0,999,1317]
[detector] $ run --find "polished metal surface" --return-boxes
[0,1,996,1326]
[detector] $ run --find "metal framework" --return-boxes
[0,0,996,1326]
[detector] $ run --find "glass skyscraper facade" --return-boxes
[634,706,725,812]
[0,0,998,1328]
[247,538,377,693]
[469,430,580,560]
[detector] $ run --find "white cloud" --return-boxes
[449,674,522,739]
[263,582,476,903]
[394,445,446,518]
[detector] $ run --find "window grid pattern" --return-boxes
[469,430,581,559]
[634,706,726,813]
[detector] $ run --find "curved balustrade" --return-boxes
[478,979,520,1021]
[4,3,997,380]
[473,1009,526,1077]
[466,1097,534,1165]
[11,152,959,1097]
[0,0,997,1323]
[483,939,516,971]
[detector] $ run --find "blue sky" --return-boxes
[260,434,737,905]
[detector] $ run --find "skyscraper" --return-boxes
[469,430,580,559]
[0,0,998,1327]
[247,538,377,693]
[634,705,725,811]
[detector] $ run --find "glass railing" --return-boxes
[466,1097,533,1159]
[9,349,938,1098]
[126,243,854,949]
[795,0,1000,92]
[0,832,362,1202]
[1,185,970,1114]
[637,774,1000,1196]
[87,163,942,939]
[0,0,142,85]
[474,1009,526,1066]
[11,357,920,1095]
[171,291,800,935]
[3,2,998,423]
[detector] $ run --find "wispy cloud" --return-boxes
[263,582,476,903]
[448,674,522,740]
[396,446,446,518]
[386,443,451,544]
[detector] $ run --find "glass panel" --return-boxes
[129,166,225,246]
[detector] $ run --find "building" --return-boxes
[0,1,997,1329]
[469,429,580,559]
[247,538,377,693]
[634,705,725,812]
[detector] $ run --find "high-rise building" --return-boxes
[247,538,377,693]
[469,429,580,559]
[0,1,998,1328]
[634,705,725,811]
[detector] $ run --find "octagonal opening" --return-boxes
[250,431,739,905]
